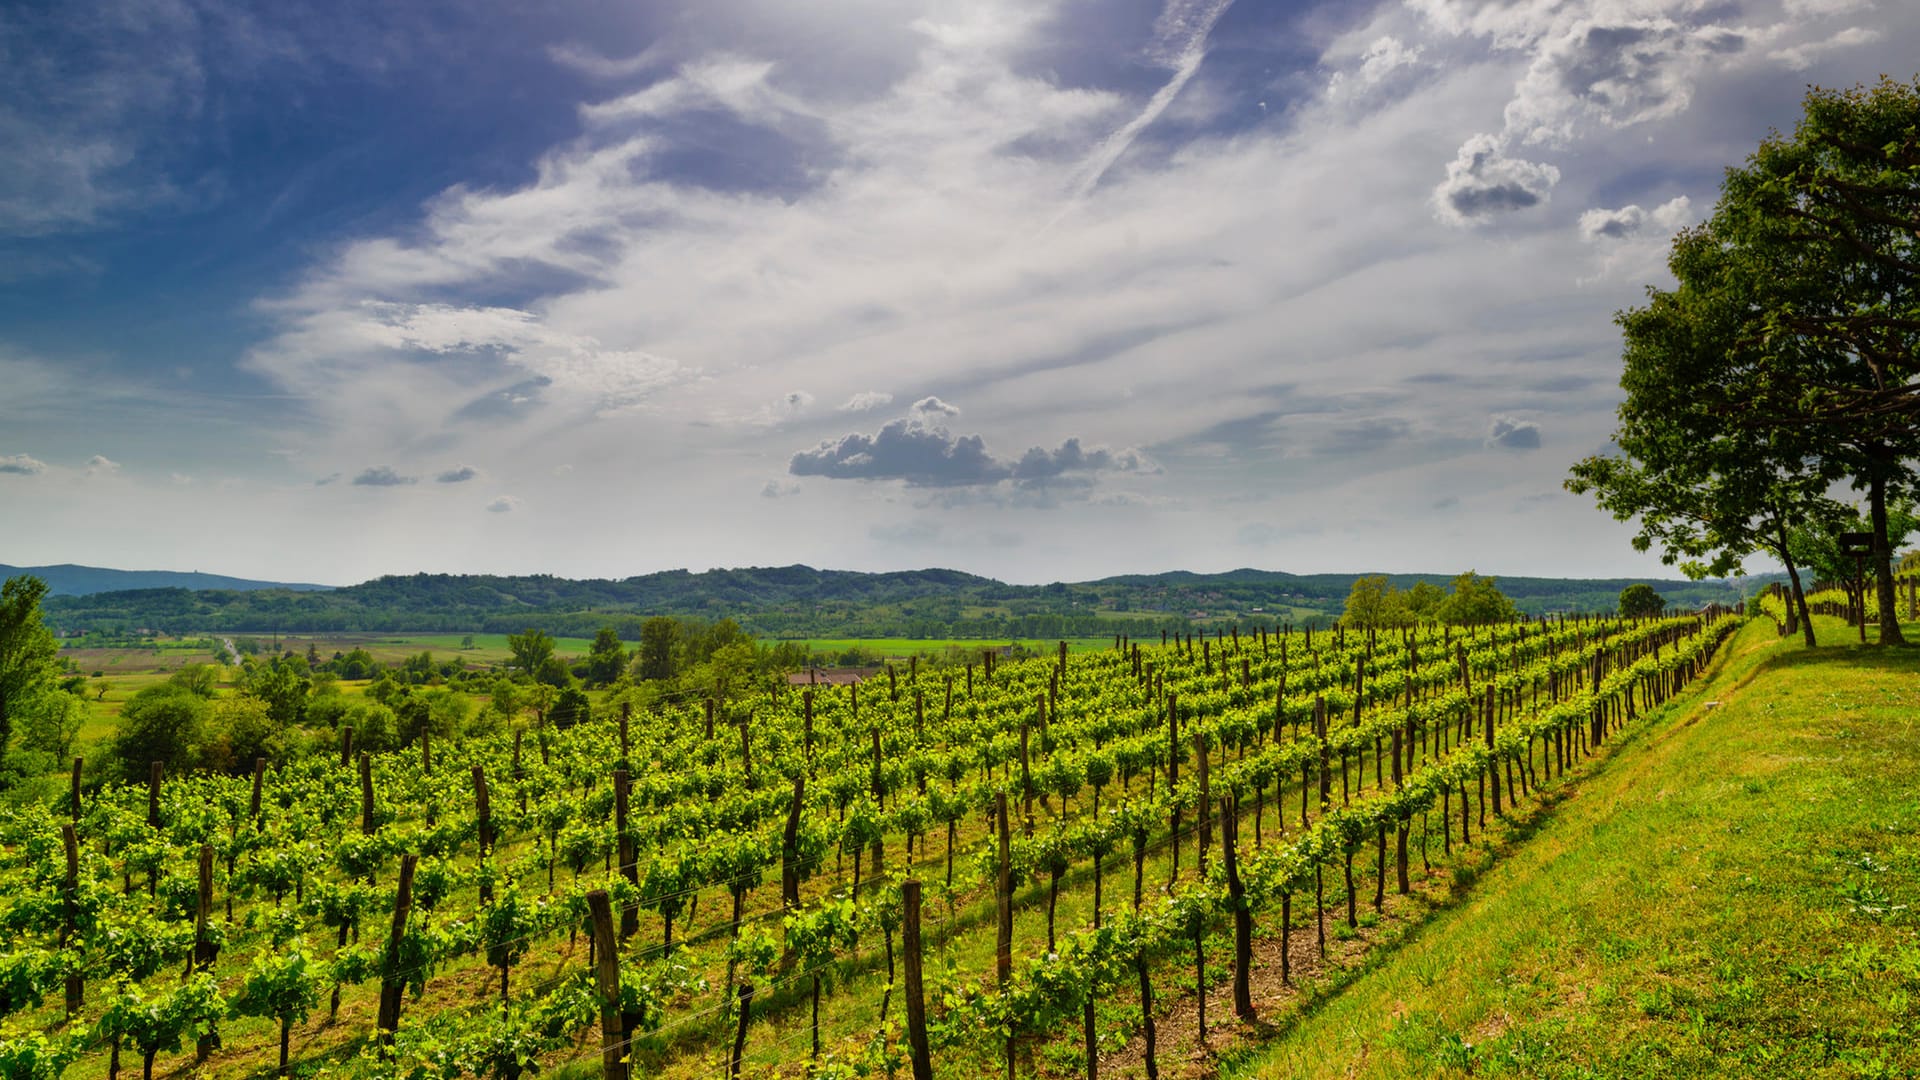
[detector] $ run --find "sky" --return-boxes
[0,0,1912,587]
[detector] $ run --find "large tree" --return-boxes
[1711,78,1919,642]
[1572,77,1920,644]
[0,575,61,764]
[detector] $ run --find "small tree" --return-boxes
[1340,575,1411,629]
[1435,571,1517,625]
[1617,584,1666,619]
[111,686,209,779]
[505,629,553,679]
[584,627,628,688]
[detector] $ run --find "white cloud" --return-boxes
[1577,196,1692,241]
[485,495,521,513]
[0,454,48,475]
[85,455,120,476]
[1433,133,1561,226]
[1487,415,1541,451]
[1328,36,1425,102]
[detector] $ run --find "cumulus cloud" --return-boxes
[0,453,47,475]
[1433,134,1560,226]
[436,465,480,483]
[85,455,120,475]
[760,479,801,498]
[789,403,1146,493]
[1486,415,1541,450]
[790,414,1004,486]
[1502,20,1745,146]
[352,466,417,486]
[485,495,520,513]
[1577,196,1692,241]
[839,391,894,412]
[1327,36,1424,102]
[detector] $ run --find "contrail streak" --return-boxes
[1050,0,1237,225]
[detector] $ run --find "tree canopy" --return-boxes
[1618,584,1666,619]
[0,575,62,770]
[1568,77,1920,645]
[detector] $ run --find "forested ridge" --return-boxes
[37,566,1766,638]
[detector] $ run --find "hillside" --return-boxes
[1222,615,1920,1078]
[0,562,334,596]
[33,563,1772,636]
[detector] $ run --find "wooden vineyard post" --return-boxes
[189,843,216,976]
[995,792,1013,987]
[1138,942,1159,1080]
[69,757,82,821]
[802,690,815,775]
[731,983,753,1080]
[615,769,638,938]
[1315,696,1331,811]
[1222,796,1253,1022]
[586,890,627,1080]
[250,757,265,820]
[1019,721,1033,827]
[1393,728,1409,894]
[782,774,805,911]
[376,853,417,1047]
[619,702,631,763]
[473,766,493,905]
[902,880,932,1080]
[870,729,885,879]
[61,824,82,1014]
[341,726,354,768]
[1196,731,1211,877]
[1485,688,1501,816]
[705,698,715,740]
[360,752,376,835]
[148,761,163,830]
[1166,694,1180,881]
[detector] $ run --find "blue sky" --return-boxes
[1,0,1911,585]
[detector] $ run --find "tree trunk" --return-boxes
[1775,517,1817,647]
[1869,473,1907,645]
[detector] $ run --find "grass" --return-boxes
[1221,615,1920,1080]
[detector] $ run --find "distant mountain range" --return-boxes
[22,562,1776,639]
[1,563,335,596]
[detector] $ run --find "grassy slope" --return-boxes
[1226,616,1920,1080]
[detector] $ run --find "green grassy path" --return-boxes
[1226,617,1920,1079]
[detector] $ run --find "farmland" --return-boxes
[1,609,1757,1079]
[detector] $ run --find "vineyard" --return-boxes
[0,612,1742,1080]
